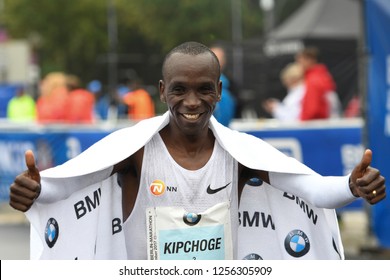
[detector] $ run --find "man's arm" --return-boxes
[249,149,385,208]
[10,148,119,212]
[112,148,144,221]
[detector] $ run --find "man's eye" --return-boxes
[172,87,185,93]
[200,87,214,94]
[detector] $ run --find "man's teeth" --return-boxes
[183,114,200,120]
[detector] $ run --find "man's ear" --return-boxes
[217,80,222,101]
[159,80,166,103]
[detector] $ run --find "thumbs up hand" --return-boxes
[25,150,41,184]
[9,150,42,212]
[349,149,386,204]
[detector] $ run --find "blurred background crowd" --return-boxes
[0,0,363,126]
[2,70,155,123]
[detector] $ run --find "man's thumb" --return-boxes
[357,149,372,174]
[25,150,40,182]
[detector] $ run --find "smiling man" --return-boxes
[10,42,386,260]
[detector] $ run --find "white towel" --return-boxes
[26,112,347,259]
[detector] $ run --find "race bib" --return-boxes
[146,202,233,260]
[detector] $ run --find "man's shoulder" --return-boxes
[42,115,168,178]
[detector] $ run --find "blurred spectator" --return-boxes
[122,77,155,120]
[344,95,361,118]
[6,85,37,121]
[210,45,236,127]
[36,72,69,123]
[295,46,341,120]
[87,80,110,120]
[115,69,139,118]
[263,62,305,121]
[66,74,95,123]
[116,84,130,118]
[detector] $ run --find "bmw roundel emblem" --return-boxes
[45,218,59,248]
[183,212,201,226]
[243,253,263,260]
[284,229,310,257]
[246,177,263,187]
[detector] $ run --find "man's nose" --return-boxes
[183,91,201,107]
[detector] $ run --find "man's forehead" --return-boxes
[166,52,216,66]
[164,52,219,79]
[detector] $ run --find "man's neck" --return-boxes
[159,124,215,155]
[160,125,215,170]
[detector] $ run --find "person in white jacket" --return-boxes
[9,41,386,260]
[263,62,305,121]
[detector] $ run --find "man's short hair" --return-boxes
[162,41,220,79]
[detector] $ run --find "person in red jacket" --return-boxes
[295,47,341,120]
[66,74,95,123]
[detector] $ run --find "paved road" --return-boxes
[0,223,29,260]
[0,203,29,260]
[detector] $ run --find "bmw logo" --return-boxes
[243,253,263,260]
[45,218,59,248]
[183,212,201,226]
[246,177,263,187]
[284,229,310,257]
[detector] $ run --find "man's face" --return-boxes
[159,52,221,136]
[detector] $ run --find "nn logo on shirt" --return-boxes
[150,180,166,195]
[150,180,177,196]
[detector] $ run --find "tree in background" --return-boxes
[1,0,306,114]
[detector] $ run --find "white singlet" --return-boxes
[124,133,239,260]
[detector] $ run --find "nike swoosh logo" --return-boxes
[206,182,231,194]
